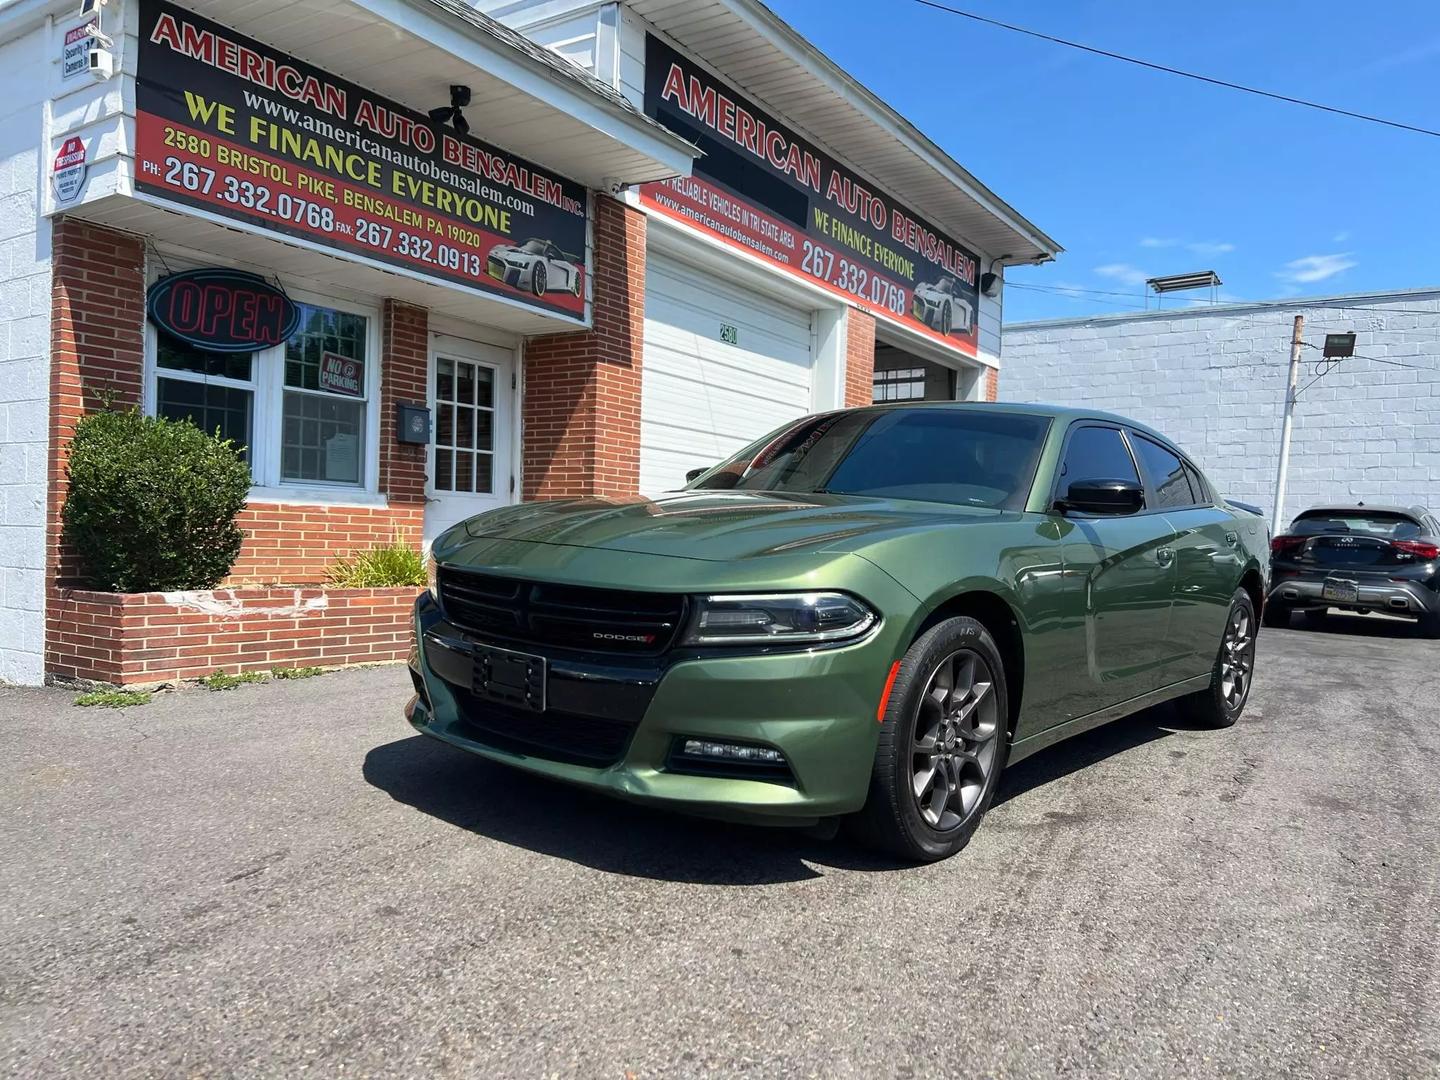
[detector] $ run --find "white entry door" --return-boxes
[424,335,514,544]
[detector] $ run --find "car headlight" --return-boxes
[681,592,877,646]
[424,552,438,600]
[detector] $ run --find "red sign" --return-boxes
[146,269,300,353]
[52,137,87,204]
[319,351,364,397]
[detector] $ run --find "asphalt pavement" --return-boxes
[2,613,1438,1078]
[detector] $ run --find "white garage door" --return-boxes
[640,254,814,494]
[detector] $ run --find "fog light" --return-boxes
[681,739,786,765]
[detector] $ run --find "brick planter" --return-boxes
[47,587,421,687]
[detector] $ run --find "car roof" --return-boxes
[848,401,1180,448]
[1297,504,1430,519]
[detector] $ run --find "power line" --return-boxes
[911,0,1440,140]
[1007,280,1440,318]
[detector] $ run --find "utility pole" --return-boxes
[1271,315,1305,534]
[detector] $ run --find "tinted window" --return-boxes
[1131,435,1196,509]
[1059,426,1140,489]
[1290,511,1425,540]
[689,409,1051,510]
[1182,462,1209,505]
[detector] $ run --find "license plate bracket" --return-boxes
[1322,578,1360,605]
[473,644,547,712]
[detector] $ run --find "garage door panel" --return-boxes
[641,252,816,496]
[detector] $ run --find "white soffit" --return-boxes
[172,0,697,188]
[628,0,1061,263]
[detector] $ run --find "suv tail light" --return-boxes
[1391,539,1440,560]
[1270,535,1306,555]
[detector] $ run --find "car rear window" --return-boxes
[689,409,1051,510]
[1290,511,1425,540]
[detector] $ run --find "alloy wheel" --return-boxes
[911,648,1001,830]
[532,263,548,296]
[1219,605,1255,710]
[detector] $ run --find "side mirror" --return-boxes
[1058,478,1144,516]
[685,467,709,483]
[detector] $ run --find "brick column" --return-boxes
[844,307,876,407]
[521,195,645,500]
[379,299,429,511]
[984,367,999,401]
[47,219,147,591]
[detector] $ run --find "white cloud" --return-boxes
[1332,230,1350,243]
[1187,241,1235,256]
[1094,263,1149,286]
[1139,237,1176,248]
[1275,253,1357,285]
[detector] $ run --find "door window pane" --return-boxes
[433,357,496,494]
[157,377,252,460]
[281,392,364,484]
[1131,436,1195,509]
[1060,426,1140,485]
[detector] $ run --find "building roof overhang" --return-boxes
[628,0,1061,264]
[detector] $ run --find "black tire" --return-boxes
[850,617,1009,862]
[940,302,952,336]
[571,272,582,297]
[1420,611,1440,639]
[1301,608,1328,628]
[1177,588,1257,729]
[1262,601,1291,629]
[531,262,548,297]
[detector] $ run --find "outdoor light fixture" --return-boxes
[1323,332,1356,358]
[428,85,471,136]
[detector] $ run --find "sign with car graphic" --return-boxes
[639,34,982,356]
[131,0,589,321]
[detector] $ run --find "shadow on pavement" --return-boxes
[1272,611,1426,639]
[366,700,1195,883]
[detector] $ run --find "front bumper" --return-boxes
[405,589,908,825]
[1269,574,1440,616]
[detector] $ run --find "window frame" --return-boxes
[1126,431,1201,512]
[143,268,383,506]
[1050,421,1148,516]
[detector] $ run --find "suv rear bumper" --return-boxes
[1269,576,1439,617]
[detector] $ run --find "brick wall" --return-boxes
[522,195,644,499]
[379,299,429,506]
[228,504,425,584]
[845,308,876,408]
[47,586,419,685]
[1001,291,1440,522]
[984,367,999,402]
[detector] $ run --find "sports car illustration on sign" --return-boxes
[486,238,583,298]
[912,277,973,337]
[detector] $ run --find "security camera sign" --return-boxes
[62,20,99,80]
[51,137,88,205]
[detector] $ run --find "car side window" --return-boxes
[1131,435,1196,510]
[1059,425,1141,488]
[1182,462,1209,505]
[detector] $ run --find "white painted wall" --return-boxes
[1002,291,1440,524]
[0,21,53,685]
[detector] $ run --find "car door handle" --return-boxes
[1157,547,1175,566]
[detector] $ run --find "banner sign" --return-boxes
[133,0,589,321]
[147,268,300,352]
[640,34,981,355]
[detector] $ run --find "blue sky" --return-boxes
[766,0,1440,323]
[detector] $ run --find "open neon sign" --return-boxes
[146,268,300,352]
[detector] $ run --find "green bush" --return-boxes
[62,410,251,592]
[328,537,427,588]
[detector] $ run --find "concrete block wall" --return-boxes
[0,23,51,685]
[1002,291,1440,525]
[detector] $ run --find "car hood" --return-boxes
[441,491,1006,564]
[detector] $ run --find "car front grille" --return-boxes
[454,691,636,767]
[437,568,686,655]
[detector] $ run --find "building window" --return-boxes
[434,357,496,495]
[873,366,927,402]
[146,283,378,498]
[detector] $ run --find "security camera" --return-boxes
[79,0,107,15]
[88,45,113,80]
[979,271,1001,298]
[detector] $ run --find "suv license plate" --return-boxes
[473,645,547,713]
[1322,579,1360,605]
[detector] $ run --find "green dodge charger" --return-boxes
[407,404,1268,861]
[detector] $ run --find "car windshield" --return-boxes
[1290,511,1425,540]
[518,239,547,253]
[688,408,1050,510]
